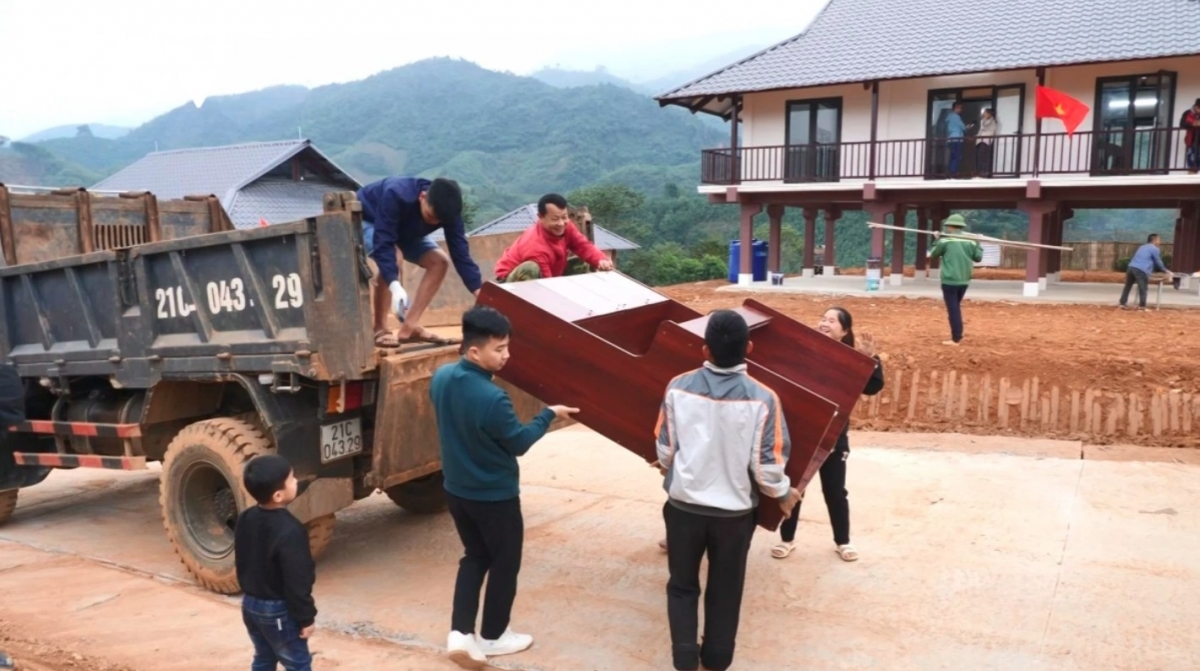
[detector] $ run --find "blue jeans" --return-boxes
[362,221,440,264]
[941,283,969,342]
[242,596,312,671]
[948,139,963,175]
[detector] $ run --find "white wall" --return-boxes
[741,55,1200,149]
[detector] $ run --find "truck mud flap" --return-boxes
[478,273,878,531]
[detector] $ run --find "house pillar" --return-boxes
[1038,210,1054,290]
[767,204,784,275]
[738,202,762,286]
[915,207,929,275]
[1049,207,1071,283]
[890,205,908,286]
[823,207,840,276]
[729,95,742,185]
[1019,201,1057,297]
[928,205,946,281]
[802,207,818,277]
[1178,202,1199,291]
[864,203,893,281]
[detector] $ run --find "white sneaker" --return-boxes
[478,628,534,656]
[446,631,487,670]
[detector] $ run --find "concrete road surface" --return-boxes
[1,427,1198,670]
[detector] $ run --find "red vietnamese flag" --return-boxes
[1036,86,1090,136]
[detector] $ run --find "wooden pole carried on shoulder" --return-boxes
[866,221,1073,252]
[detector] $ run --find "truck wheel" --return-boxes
[384,472,448,514]
[0,489,17,526]
[159,418,271,594]
[306,514,336,559]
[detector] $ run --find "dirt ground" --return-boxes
[663,279,1200,446]
[3,431,1200,671]
[0,623,133,671]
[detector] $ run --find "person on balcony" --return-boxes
[1119,234,1172,311]
[929,214,983,346]
[359,176,481,347]
[1183,98,1200,175]
[946,102,969,177]
[494,194,613,283]
[975,108,999,178]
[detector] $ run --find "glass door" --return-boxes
[1093,73,1175,175]
[926,92,958,177]
[784,98,841,182]
[993,85,1024,176]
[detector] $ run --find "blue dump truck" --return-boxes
[0,185,548,593]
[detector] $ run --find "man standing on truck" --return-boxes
[359,176,482,347]
[493,194,613,283]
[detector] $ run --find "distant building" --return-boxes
[431,203,641,266]
[93,139,360,229]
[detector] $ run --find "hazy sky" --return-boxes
[0,0,826,139]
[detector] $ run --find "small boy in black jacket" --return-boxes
[235,455,316,671]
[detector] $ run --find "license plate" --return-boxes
[320,418,363,464]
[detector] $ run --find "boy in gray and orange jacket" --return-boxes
[655,309,800,671]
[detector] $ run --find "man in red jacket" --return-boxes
[494,194,614,282]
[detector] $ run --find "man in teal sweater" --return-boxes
[929,213,983,346]
[431,305,578,669]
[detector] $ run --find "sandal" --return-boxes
[396,327,461,346]
[836,544,859,562]
[375,330,401,348]
[770,542,796,559]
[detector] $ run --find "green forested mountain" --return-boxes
[22,58,723,221]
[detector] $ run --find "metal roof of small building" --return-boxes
[430,204,641,251]
[658,0,1200,117]
[227,179,350,229]
[92,140,360,212]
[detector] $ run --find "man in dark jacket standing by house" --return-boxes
[929,213,983,346]
[359,176,482,347]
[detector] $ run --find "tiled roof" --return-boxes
[92,140,360,208]
[430,204,640,251]
[227,179,345,229]
[658,0,1200,116]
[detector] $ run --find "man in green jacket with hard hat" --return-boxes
[929,213,983,346]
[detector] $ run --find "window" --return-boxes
[925,84,1024,178]
[784,98,842,182]
[1092,72,1176,175]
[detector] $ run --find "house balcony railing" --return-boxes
[700,128,1198,185]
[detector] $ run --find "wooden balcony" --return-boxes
[700,128,1198,185]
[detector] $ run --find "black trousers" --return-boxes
[780,445,850,546]
[447,492,523,640]
[1119,268,1149,308]
[941,283,969,342]
[976,141,993,177]
[663,502,756,671]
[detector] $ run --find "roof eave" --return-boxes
[657,50,1200,108]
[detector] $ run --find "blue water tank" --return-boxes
[728,239,770,283]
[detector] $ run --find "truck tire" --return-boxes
[0,489,16,526]
[160,418,270,594]
[384,471,448,514]
[305,513,336,559]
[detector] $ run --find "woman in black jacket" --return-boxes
[771,307,884,562]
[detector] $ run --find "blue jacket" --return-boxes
[946,112,967,139]
[357,177,482,292]
[1128,243,1169,275]
[430,359,555,501]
